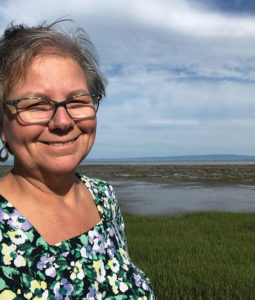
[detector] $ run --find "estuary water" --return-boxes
[110,179,255,216]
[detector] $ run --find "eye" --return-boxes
[70,95,94,105]
[18,98,52,111]
[67,100,90,109]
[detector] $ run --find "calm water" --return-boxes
[85,160,255,166]
[110,179,255,216]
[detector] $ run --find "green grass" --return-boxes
[123,212,255,300]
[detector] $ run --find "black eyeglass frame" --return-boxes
[4,93,102,124]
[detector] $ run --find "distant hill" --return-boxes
[87,154,255,162]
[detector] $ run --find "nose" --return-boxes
[48,106,75,132]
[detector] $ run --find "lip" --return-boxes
[40,135,80,146]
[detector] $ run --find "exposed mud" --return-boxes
[76,164,255,184]
[1,164,255,185]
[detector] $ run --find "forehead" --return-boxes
[8,54,88,99]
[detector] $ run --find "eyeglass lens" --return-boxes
[17,95,98,123]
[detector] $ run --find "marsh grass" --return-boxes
[123,212,255,300]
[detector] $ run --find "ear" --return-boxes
[0,128,6,144]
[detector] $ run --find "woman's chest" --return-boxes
[0,221,153,299]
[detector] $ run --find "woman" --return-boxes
[0,21,155,299]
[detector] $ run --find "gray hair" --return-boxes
[0,20,107,130]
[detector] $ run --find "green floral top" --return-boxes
[0,174,155,299]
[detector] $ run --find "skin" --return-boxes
[0,54,101,244]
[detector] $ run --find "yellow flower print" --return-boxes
[93,260,100,275]
[24,292,32,299]
[93,260,106,283]
[97,205,103,215]
[119,247,129,264]
[107,274,118,294]
[7,229,28,245]
[70,261,85,280]
[24,280,48,299]
[1,243,26,267]
[122,263,129,271]
[1,243,16,265]
[0,290,17,299]
[108,257,120,273]
[138,297,148,300]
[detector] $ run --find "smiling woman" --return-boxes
[0,20,155,299]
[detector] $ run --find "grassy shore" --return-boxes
[123,212,255,300]
[1,165,254,298]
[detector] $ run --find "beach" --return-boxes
[1,163,255,216]
[78,163,255,216]
[2,162,254,183]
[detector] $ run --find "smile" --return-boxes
[42,136,79,146]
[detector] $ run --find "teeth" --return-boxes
[47,139,75,146]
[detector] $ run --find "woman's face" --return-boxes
[1,55,97,176]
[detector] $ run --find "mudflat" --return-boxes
[79,164,255,216]
[77,164,255,184]
[0,163,255,216]
[0,163,255,184]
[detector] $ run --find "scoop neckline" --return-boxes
[0,174,106,247]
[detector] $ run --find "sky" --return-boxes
[1,0,255,159]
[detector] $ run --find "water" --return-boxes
[85,160,255,166]
[110,179,255,216]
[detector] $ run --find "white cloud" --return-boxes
[1,0,255,37]
[1,0,255,157]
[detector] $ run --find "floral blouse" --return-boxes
[0,174,155,299]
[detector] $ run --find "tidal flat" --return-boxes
[77,163,255,183]
[1,163,255,183]
[1,164,255,216]
[79,164,255,216]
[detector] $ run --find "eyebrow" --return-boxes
[66,89,90,98]
[13,89,90,100]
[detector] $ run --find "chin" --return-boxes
[41,155,84,175]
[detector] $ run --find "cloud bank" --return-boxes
[1,0,255,158]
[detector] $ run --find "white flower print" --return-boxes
[7,229,28,245]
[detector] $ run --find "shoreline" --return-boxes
[1,163,255,185]
[77,164,255,185]
[1,164,254,217]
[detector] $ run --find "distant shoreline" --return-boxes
[84,160,255,166]
[5,153,255,166]
[86,154,255,162]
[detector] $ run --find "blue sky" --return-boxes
[1,0,255,159]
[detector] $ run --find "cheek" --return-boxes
[78,118,97,134]
[2,118,44,151]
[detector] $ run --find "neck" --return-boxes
[10,165,81,208]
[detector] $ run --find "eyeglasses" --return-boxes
[4,93,102,124]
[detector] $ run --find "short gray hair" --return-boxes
[0,20,107,129]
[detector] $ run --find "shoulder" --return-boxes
[77,173,116,198]
[76,173,119,214]
[77,172,125,222]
